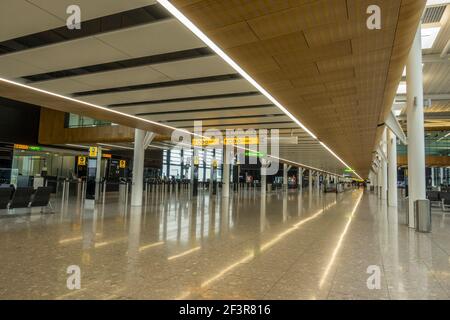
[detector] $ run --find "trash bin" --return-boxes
[415,199,431,233]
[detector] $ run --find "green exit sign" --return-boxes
[344,168,353,173]
[244,151,266,157]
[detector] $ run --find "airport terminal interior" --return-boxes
[0,0,450,300]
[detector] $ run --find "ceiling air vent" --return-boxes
[423,5,447,24]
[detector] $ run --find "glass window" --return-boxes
[170,148,181,164]
[66,113,112,128]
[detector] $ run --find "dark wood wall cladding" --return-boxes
[38,108,135,144]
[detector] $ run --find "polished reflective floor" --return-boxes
[1,187,450,300]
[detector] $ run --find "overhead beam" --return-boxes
[0,77,174,136]
[398,111,450,121]
[422,53,450,64]
[385,112,407,145]
[395,93,450,102]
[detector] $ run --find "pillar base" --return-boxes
[84,199,95,210]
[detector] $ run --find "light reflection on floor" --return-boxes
[0,187,449,300]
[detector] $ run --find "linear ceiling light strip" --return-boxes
[0,76,344,177]
[156,0,362,180]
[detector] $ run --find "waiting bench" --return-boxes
[0,186,53,213]
[426,191,450,212]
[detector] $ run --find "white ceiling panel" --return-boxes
[78,65,170,88]
[165,115,291,128]
[0,0,62,42]
[210,95,271,107]
[82,79,256,106]
[1,38,128,78]
[187,79,255,95]
[113,100,222,115]
[32,66,171,94]
[28,0,155,20]
[0,55,47,79]
[179,122,299,130]
[140,106,282,121]
[111,95,271,114]
[0,0,156,42]
[31,78,92,93]
[97,19,205,58]
[0,19,205,79]
[152,55,235,79]
[76,66,170,91]
[83,86,197,106]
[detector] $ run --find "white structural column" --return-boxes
[298,168,303,191]
[316,172,320,192]
[378,162,383,197]
[222,148,231,198]
[95,146,102,200]
[373,167,378,194]
[388,129,398,207]
[131,129,145,207]
[130,130,155,206]
[369,170,375,191]
[261,172,267,195]
[309,169,313,191]
[283,163,288,190]
[382,159,388,200]
[381,130,388,200]
[406,25,426,227]
[261,159,267,195]
[431,167,435,187]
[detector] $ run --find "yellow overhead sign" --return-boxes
[14,144,42,151]
[77,156,86,166]
[192,137,259,146]
[89,147,98,157]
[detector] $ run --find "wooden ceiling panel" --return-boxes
[351,29,397,54]
[171,0,426,177]
[247,0,348,40]
[252,63,319,84]
[227,31,309,55]
[208,22,259,49]
[290,67,356,87]
[273,40,353,68]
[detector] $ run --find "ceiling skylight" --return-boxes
[421,27,441,49]
[426,0,450,6]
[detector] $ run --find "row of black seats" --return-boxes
[426,191,450,204]
[0,186,53,210]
